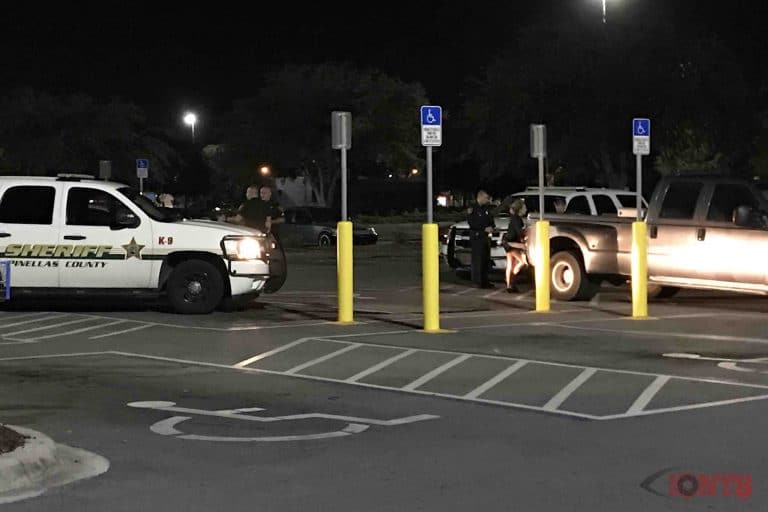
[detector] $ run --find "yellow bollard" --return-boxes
[337,221,354,324]
[631,221,648,318]
[535,220,550,312]
[422,224,441,332]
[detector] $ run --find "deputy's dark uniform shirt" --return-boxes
[467,203,494,237]
[241,198,267,230]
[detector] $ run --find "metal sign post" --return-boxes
[420,105,445,333]
[136,159,149,195]
[421,106,442,224]
[631,118,651,318]
[99,160,112,181]
[530,124,550,313]
[331,112,354,324]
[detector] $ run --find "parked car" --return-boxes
[281,207,378,247]
[441,187,647,276]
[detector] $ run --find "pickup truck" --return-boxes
[526,175,768,301]
[0,175,287,313]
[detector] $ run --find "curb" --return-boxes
[0,425,109,504]
[0,425,57,495]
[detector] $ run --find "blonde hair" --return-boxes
[509,198,525,214]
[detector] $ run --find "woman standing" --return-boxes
[502,199,528,293]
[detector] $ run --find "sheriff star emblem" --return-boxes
[122,237,145,260]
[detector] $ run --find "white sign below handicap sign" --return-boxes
[127,401,439,442]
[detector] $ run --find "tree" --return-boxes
[655,125,723,175]
[457,13,754,192]
[0,89,177,185]
[217,63,428,207]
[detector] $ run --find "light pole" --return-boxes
[183,112,198,143]
[601,0,607,24]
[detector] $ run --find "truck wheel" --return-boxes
[318,233,333,247]
[550,251,599,301]
[648,285,679,299]
[167,260,224,314]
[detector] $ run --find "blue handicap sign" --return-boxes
[421,106,442,126]
[633,118,650,137]
[136,159,149,169]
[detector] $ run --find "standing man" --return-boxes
[258,184,285,240]
[467,188,495,288]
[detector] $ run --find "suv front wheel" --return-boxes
[166,259,225,314]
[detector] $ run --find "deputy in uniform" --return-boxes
[467,189,495,288]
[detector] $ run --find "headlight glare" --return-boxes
[222,236,263,260]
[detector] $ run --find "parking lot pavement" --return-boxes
[2,245,768,508]
[1,353,767,511]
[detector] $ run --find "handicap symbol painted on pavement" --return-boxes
[127,401,439,442]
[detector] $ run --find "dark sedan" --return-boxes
[281,207,378,247]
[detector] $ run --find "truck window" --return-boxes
[0,186,56,224]
[659,182,703,220]
[66,188,131,226]
[593,195,617,214]
[517,195,566,214]
[618,194,638,207]
[565,196,591,215]
[706,184,760,223]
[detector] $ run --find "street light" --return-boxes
[260,165,271,176]
[411,168,419,176]
[601,0,607,24]
[183,112,198,142]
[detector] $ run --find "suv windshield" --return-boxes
[117,187,178,222]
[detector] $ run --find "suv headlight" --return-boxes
[221,235,263,260]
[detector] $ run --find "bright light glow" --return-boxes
[237,238,261,260]
[601,0,607,23]
[260,166,270,176]
[223,237,262,260]
[437,196,448,207]
[387,173,393,179]
[183,112,197,126]
[411,168,419,175]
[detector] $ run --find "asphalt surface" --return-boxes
[1,242,767,510]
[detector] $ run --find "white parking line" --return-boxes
[543,368,597,411]
[553,324,768,345]
[626,375,670,414]
[346,349,417,383]
[0,314,69,329]
[89,323,153,340]
[463,361,528,400]
[31,320,129,341]
[2,317,93,337]
[402,354,472,391]
[284,343,361,375]
[0,312,52,323]
[233,338,313,368]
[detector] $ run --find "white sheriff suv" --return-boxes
[442,186,647,276]
[0,175,286,313]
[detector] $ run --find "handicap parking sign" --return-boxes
[420,106,442,146]
[632,118,650,155]
[633,118,650,137]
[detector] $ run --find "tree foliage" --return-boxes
[0,89,177,186]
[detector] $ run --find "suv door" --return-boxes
[59,186,154,288]
[647,180,706,281]
[697,182,768,286]
[0,183,62,287]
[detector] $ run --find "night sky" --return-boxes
[2,1,767,114]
